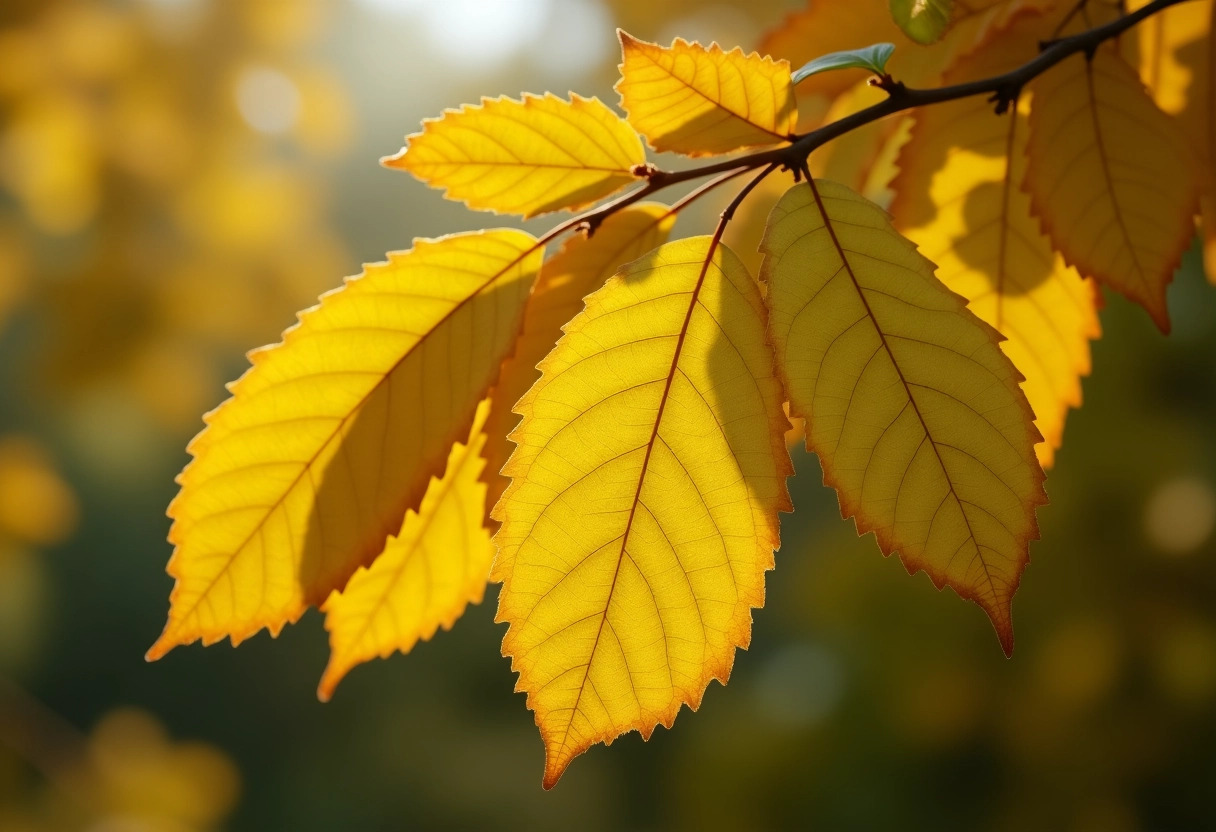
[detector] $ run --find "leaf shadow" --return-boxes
[645,106,792,157]
[608,242,789,658]
[953,180,1054,296]
[297,276,522,609]
[1174,31,1209,129]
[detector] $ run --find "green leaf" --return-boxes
[791,43,896,84]
[888,0,952,44]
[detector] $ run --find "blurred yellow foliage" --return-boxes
[0,543,49,669]
[0,701,240,832]
[77,709,240,828]
[0,436,77,548]
[0,435,75,670]
[1034,618,1122,711]
[0,0,353,432]
[0,221,31,331]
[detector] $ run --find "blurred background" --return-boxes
[0,0,1213,829]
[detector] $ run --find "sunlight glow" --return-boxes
[355,0,555,67]
[235,67,301,135]
[531,0,611,76]
[1145,476,1216,556]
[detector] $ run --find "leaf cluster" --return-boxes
[148,0,1214,787]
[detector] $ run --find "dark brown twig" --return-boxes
[540,0,1191,245]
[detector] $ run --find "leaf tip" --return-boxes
[1150,303,1172,335]
[379,147,408,170]
[144,633,176,662]
[981,597,1015,657]
[541,750,569,790]
[996,618,1015,658]
[316,674,338,703]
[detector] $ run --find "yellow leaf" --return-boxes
[484,204,677,525]
[761,0,909,105]
[616,32,797,156]
[760,180,1046,653]
[937,0,1060,54]
[1025,50,1199,332]
[1133,0,1212,118]
[382,94,645,218]
[1144,0,1213,284]
[148,230,543,659]
[1132,0,1212,280]
[722,83,911,280]
[809,80,911,201]
[860,116,914,207]
[722,173,796,276]
[890,21,1101,468]
[1182,1,1214,148]
[495,237,792,788]
[317,399,494,702]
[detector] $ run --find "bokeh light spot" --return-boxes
[0,437,78,547]
[531,0,612,76]
[1144,475,1216,556]
[355,0,552,67]
[235,67,301,135]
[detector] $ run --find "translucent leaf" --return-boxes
[382,94,645,219]
[318,399,494,701]
[761,180,1046,653]
[792,43,896,83]
[148,231,543,658]
[495,237,792,787]
[1025,50,1200,332]
[808,80,911,199]
[1131,0,1213,284]
[890,18,1101,468]
[1133,0,1212,118]
[616,32,798,156]
[484,204,676,524]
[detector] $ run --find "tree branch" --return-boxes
[545,0,1193,245]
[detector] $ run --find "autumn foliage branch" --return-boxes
[564,0,1193,244]
[147,0,1213,790]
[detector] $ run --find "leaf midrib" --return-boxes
[166,242,538,641]
[552,242,719,765]
[805,179,1001,601]
[333,428,484,663]
[1084,59,1149,292]
[628,43,793,143]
